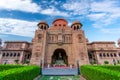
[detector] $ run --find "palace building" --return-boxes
[0,18,120,67]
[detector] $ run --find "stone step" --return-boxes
[42,68,78,76]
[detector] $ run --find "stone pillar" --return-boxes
[19,51,24,64]
[0,53,2,64]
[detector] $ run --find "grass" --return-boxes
[38,75,80,80]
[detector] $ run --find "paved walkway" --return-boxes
[37,76,80,80]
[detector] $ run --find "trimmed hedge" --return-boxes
[0,64,24,72]
[0,66,40,80]
[81,65,120,80]
[99,65,120,72]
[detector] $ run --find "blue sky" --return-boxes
[0,0,120,45]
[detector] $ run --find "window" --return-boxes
[63,24,66,26]
[38,34,42,42]
[103,53,106,57]
[54,24,57,26]
[119,53,120,57]
[99,53,102,57]
[10,53,13,57]
[59,24,61,26]
[2,53,5,57]
[14,53,16,57]
[6,53,9,57]
[41,25,43,29]
[110,53,113,57]
[114,53,116,57]
[107,53,109,57]
[74,26,76,30]
[77,25,79,29]
[17,53,20,57]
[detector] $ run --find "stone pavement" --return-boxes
[35,75,80,80]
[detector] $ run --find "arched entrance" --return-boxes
[52,48,68,66]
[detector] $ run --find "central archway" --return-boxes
[51,48,68,66]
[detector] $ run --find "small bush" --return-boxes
[104,60,109,64]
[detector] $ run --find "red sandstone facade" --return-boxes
[0,18,120,66]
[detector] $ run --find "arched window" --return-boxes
[119,53,120,57]
[17,53,20,57]
[2,53,5,57]
[77,25,79,29]
[107,53,109,57]
[59,24,61,26]
[54,24,57,26]
[6,53,9,57]
[44,26,46,30]
[10,53,13,57]
[74,26,76,30]
[110,53,113,57]
[114,53,116,57]
[99,53,102,57]
[14,53,16,57]
[103,53,106,57]
[63,24,66,27]
[52,36,54,41]
[41,25,43,29]
[38,34,42,42]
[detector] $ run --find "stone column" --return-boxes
[0,53,2,64]
[19,51,24,64]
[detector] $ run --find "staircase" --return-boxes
[42,67,78,75]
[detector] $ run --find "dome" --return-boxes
[71,21,82,26]
[118,38,120,44]
[52,18,68,24]
[0,38,2,45]
[37,21,48,26]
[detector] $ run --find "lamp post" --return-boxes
[40,59,42,75]
[77,60,80,75]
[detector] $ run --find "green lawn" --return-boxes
[38,76,80,80]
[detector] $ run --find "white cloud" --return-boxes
[89,0,120,22]
[101,28,120,34]
[0,0,41,13]
[86,0,120,33]
[62,0,89,15]
[0,18,37,37]
[41,6,69,17]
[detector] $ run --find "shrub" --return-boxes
[81,65,120,80]
[0,64,24,72]
[14,59,19,64]
[0,66,40,80]
[104,60,109,64]
[25,59,30,65]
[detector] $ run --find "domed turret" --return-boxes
[0,38,2,45]
[71,21,82,30]
[37,21,49,30]
[118,38,120,47]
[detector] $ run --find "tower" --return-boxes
[0,38,2,46]
[118,38,120,47]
